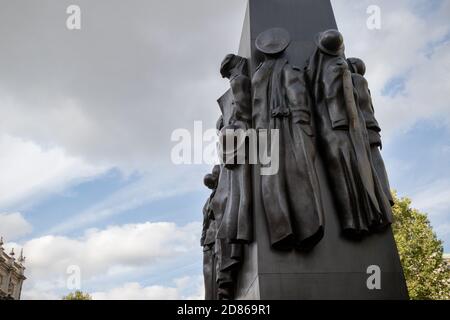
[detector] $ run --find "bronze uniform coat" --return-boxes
[352,73,393,205]
[307,48,392,235]
[252,56,324,250]
[214,73,253,244]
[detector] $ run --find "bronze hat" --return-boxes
[315,29,345,56]
[220,54,236,78]
[347,57,366,76]
[255,27,291,55]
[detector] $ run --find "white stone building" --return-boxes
[0,237,26,300]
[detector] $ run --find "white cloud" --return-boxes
[0,212,32,240]
[375,38,450,139]
[25,221,199,278]
[0,0,242,232]
[12,221,201,300]
[0,134,108,209]
[436,224,450,239]
[403,178,450,246]
[91,276,204,300]
[46,164,207,234]
[92,282,180,300]
[410,179,450,218]
[0,0,246,172]
[21,288,60,300]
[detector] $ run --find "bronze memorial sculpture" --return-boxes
[307,29,393,236]
[201,0,408,300]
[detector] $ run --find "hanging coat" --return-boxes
[209,60,253,299]
[252,56,324,250]
[306,48,392,235]
[351,72,394,205]
[201,192,218,300]
[214,71,253,244]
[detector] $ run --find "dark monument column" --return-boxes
[235,0,408,300]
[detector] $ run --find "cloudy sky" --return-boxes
[0,0,449,299]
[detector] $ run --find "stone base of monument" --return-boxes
[235,162,408,300]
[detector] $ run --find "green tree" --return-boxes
[392,193,450,300]
[62,290,92,300]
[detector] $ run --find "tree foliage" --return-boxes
[62,290,92,300]
[392,193,450,300]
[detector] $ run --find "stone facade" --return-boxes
[0,237,26,300]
